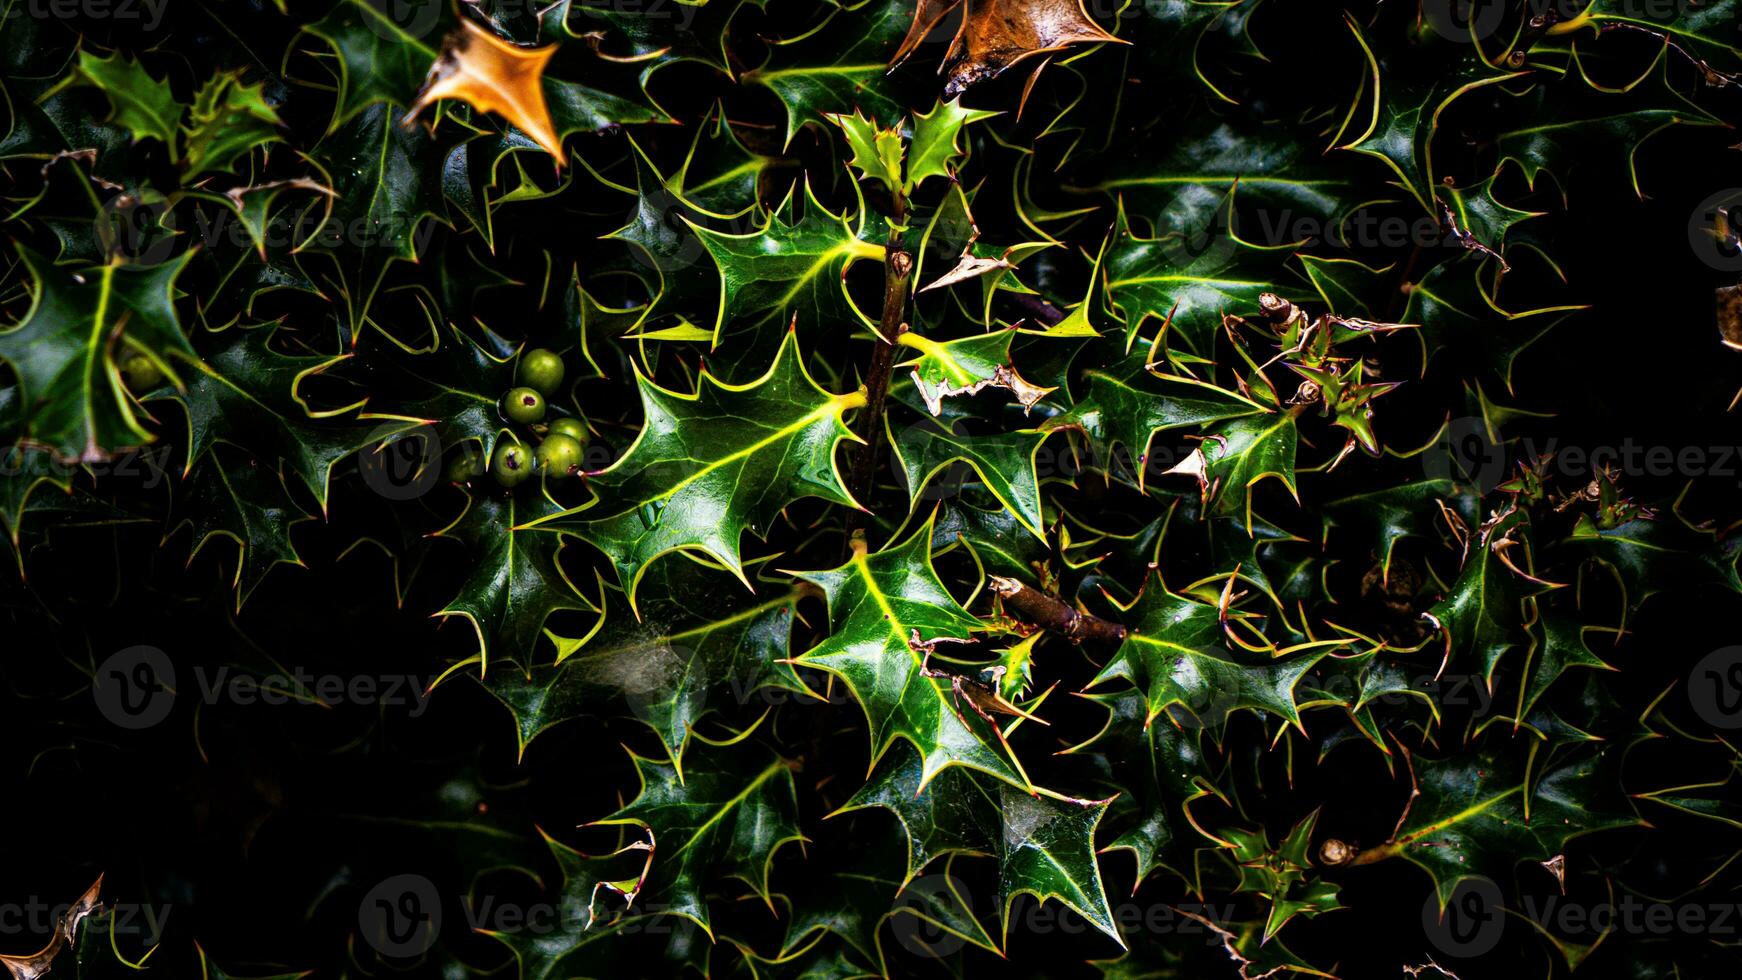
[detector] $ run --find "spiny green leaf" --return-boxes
[690,186,885,345]
[1088,572,1325,731]
[524,332,863,607]
[1,247,193,461]
[888,415,1054,539]
[181,72,282,177]
[434,490,593,672]
[1373,744,1643,908]
[593,740,804,937]
[904,99,997,192]
[827,109,904,199]
[481,555,802,765]
[838,744,1123,946]
[69,50,181,151]
[794,518,1030,790]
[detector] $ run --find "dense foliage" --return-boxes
[3,0,1742,977]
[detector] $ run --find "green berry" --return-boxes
[491,441,532,487]
[502,387,546,424]
[536,433,584,476]
[120,353,164,390]
[547,417,588,445]
[518,348,565,395]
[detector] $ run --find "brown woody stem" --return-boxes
[845,221,911,536]
[988,576,1127,645]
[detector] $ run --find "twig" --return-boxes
[844,222,912,547]
[1351,740,1422,866]
[1403,957,1462,979]
[1172,906,1285,980]
[988,576,1126,645]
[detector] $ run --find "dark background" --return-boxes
[3,0,1742,977]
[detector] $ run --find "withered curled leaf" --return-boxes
[892,0,1124,97]
[406,18,564,164]
[0,876,103,980]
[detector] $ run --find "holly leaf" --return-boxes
[1321,477,1477,580]
[68,50,181,151]
[888,414,1054,539]
[895,0,1123,98]
[1075,687,1226,889]
[1513,608,1617,721]
[1080,117,1354,243]
[1297,255,1393,318]
[1373,744,1643,908]
[382,321,518,456]
[896,327,1052,416]
[174,445,311,610]
[1,247,194,462]
[298,103,448,341]
[746,0,913,146]
[668,103,783,215]
[1100,0,1264,104]
[905,98,999,191]
[838,744,1123,946]
[302,0,447,128]
[931,496,1052,581]
[434,490,593,672]
[1424,504,1557,685]
[793,518,1031,790]
[1439,174,1542,266]
[827,109,904,199]
[181,72,282,178]
[1103,197,1299,355]
[729,933,877,980]
[165,323,425,512]
[481,555,803,767]
[407,18,564,163]
[690,185,885,345]
[523,332,863,607]
[1178,412,1299,522]
[1224,811,1343,942]
[593,740,804,937]
[1557,515,1742,616]
[483,828,708,980]
[1044,354,1268,490]
[1555,0,1742,78]
[1493,73,1725,200]
[543,0,764,78]
[1088,572,1325,732]
[1402,258,1584,388]
[1333,25,1522,211]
